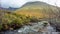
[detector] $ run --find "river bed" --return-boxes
[0,21,60,34]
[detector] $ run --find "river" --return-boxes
[0,21,60,34]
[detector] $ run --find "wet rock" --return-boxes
[49,22,60,32]
[56,24,60,32]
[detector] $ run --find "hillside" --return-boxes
[15,1,60,19]
[0,1,60,32]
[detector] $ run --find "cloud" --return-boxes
[0,0,28,8]
[1,0,9,8]
[0,0,60,8]
[9,0,28,8]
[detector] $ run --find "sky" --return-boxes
[0,0,60,8]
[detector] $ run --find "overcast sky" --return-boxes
[0,0,60,8]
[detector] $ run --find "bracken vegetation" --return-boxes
[0,11,39,31]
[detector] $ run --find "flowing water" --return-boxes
[0,21,60,34]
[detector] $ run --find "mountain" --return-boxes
[15,1,60,19]
[0,7,18,11]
